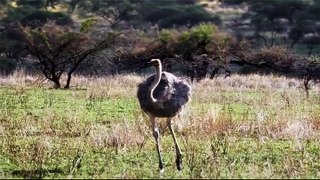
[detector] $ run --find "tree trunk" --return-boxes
[256,33,269,48]
[210,67,219,79]
[64,72,72,89]
[307,45,314,57]
[187,67,196,82]
[290,32,302,48]
[270,31,277,47]
[53,79,61,89]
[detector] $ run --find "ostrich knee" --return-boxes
[153,128,159,140]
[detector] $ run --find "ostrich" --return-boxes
[137,59,192,171]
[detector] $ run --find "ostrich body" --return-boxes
[137,59,191,171]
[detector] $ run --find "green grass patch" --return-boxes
[0,81,320,178]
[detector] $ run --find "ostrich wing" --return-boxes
[172,79,191,106]
[137,72,191,117]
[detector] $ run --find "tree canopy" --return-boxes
[0,0,319,87]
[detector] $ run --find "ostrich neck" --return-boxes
[148,64,162,104]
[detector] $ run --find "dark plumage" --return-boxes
[137,72,191,117]
[136,59,191,171]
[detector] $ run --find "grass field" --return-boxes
[0,73,320,178]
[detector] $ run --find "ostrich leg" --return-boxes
[150,114,164,171]
[167,117,183,171]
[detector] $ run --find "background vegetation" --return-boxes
[0,0,320,86]
[0,0,320,178]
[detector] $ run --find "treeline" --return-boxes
[0,0,319,88]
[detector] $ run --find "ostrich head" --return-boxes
[150,59,161,68]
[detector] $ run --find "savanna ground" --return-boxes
[0,71,320,178]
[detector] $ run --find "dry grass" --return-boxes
[1,71,320,178]
[1,72,319,140]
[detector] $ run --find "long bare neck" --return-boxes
[148,63,162,104]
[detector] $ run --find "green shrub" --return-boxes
[0,57,17,74]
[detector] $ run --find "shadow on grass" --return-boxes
[11,168,64,179]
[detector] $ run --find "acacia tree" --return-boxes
[139,1,221,29]
[116,23,238,81]
[222,0,318,48]
[66,0,139,28]
[247,0,305,47]
[20,22,116,88]
[302,35,320,56]
[0,0,73,74]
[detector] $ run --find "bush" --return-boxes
[139,1,221,29]
[21,10,73,27]
[0,57,17,75]
[117,23,237,81]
